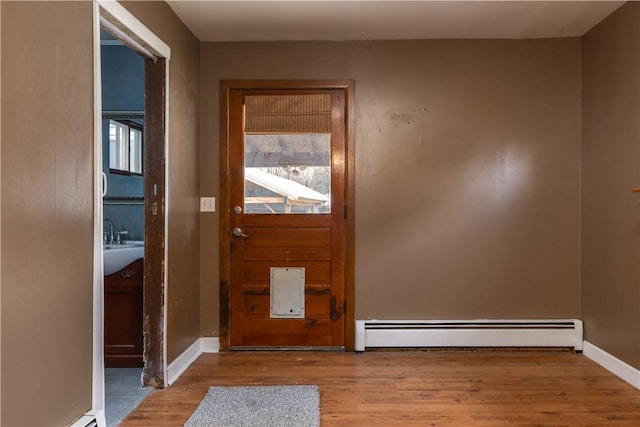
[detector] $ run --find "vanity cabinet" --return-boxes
[104,258,143,367]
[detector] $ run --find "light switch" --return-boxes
[200,197,216,212]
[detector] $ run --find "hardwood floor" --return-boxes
[121,350,640,426]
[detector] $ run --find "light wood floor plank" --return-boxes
[121,351,640,426]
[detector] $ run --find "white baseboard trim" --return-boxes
[201,336,220,353]
[166,337,219,386]
[93,409,106,427]
[583,341,640,390]
[167,339,201,386]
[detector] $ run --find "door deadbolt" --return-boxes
[233,205,242,214]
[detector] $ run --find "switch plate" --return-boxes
[200,197,216,212]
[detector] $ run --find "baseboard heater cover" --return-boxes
[355,319,583,352]
[69,415,97,427]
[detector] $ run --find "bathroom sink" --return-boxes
[104,244,136,250]
[103,242,144,276]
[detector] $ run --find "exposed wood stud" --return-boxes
[142,57,166,388]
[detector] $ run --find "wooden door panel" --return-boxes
[241,293,332,318]
[239,320,335,347]
[243,261,332,284]
[240,250,333,262]
[242,227,331,249]
[243,214,331,227]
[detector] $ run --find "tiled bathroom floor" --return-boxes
[105,368,153,426]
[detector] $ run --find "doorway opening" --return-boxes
[100,28,145,369]
[92,1,170,424]
[99,28,150,426]
[219,80,356,351]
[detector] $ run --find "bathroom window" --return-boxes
[109,119,143,175]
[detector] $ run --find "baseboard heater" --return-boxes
[355,319,583,352]
[69,415,97,427]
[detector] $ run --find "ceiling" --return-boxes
[166,1,625,42]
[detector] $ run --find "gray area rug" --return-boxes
[184,385,320,427]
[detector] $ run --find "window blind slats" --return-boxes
[245,94,331,133]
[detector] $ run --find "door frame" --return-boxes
[219,80,356,351]
[91,1,171,422]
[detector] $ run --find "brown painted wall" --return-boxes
[1,2,94,425]
[121,1,201,364]
[582,2,640,370]
[200,39,582,334]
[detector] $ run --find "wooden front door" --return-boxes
[223,84,349,348]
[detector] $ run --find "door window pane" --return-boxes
[243,94,332,214]
[244,134,331,214]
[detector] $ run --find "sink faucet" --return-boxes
[116,230,128,245]
[103,218,114,245]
